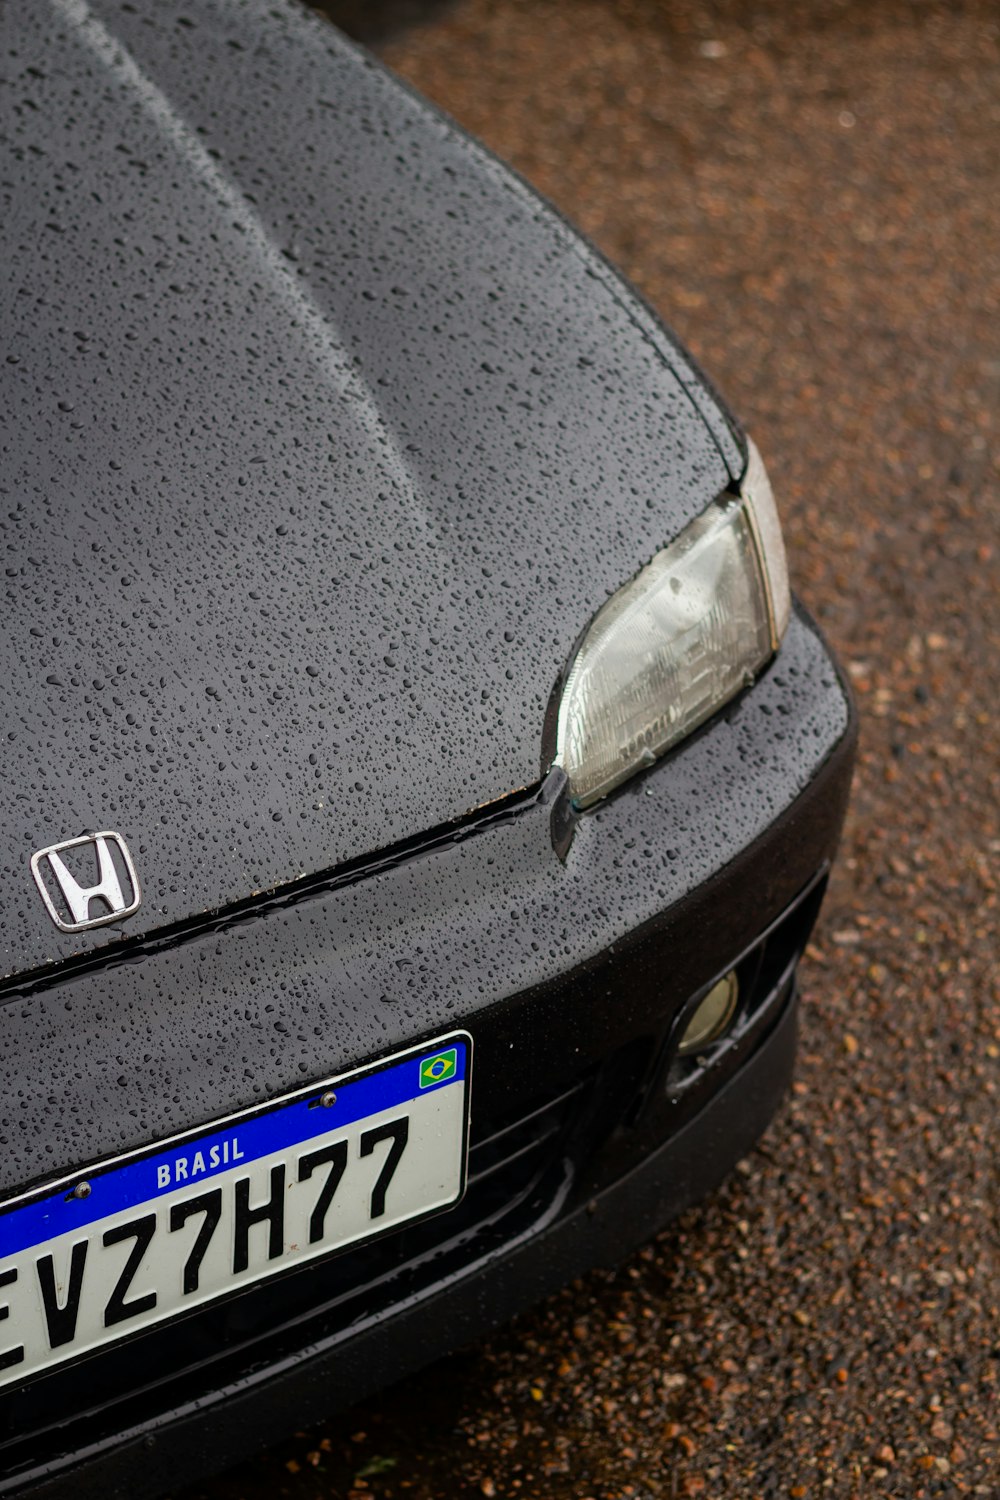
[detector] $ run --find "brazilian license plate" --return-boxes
[0,1032,471,1387]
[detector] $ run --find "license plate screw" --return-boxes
[71,1181,91,1200]
[320,1091,337,1108]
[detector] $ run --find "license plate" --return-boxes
[0,1032,471,1388]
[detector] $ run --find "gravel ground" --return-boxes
[183,1,1000,1495]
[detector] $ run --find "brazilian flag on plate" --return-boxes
[419,1047,458,1089]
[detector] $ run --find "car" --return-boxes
[0,0,856,1494]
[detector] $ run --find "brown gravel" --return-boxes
[185,1,1000,1496]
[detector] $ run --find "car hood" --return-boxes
[0,0,741,982]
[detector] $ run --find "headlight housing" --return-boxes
[555,440,790,809]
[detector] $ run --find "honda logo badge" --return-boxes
[31,832,142,934]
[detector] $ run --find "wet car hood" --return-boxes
[0,0,741,982]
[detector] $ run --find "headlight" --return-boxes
[555,440,790,808]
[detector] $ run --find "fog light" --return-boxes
[677,971,739,1055]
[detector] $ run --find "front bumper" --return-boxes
[0,607,855,1496]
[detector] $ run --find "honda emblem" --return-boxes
[30,832,142,933]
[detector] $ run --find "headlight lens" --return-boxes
[555,439,790,808]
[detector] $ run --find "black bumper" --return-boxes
[0,609,855,1496]
[29,992,801,1500]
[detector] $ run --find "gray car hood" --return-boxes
[0,0,740,981]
